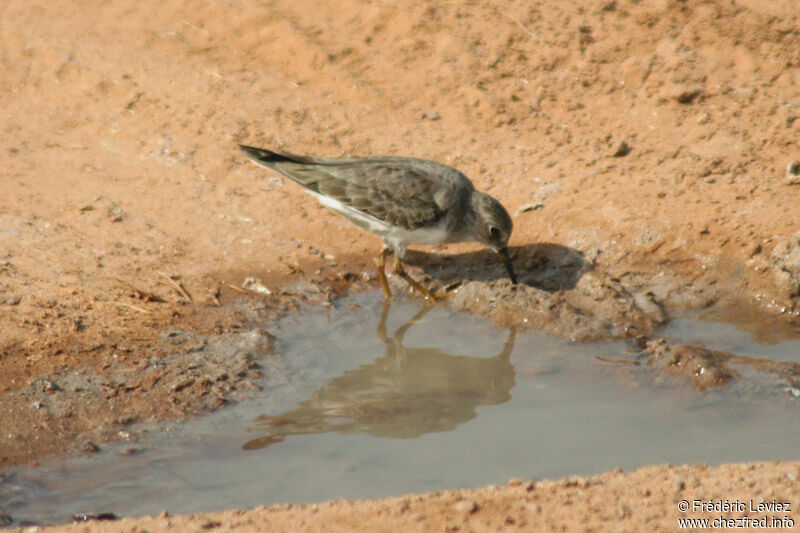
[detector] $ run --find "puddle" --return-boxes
[662,316,800,362]
[2,292,800,526]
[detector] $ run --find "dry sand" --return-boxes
[2,0,800,530]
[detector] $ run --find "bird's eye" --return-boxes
[489,227,500,239]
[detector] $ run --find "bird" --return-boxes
[239,144,516,300]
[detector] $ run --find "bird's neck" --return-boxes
[443,192,480,243]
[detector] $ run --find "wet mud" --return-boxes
[3,245,798,475]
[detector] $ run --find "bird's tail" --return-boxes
[239,144,338,192]
[239,145,316,168]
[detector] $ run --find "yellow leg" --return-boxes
[393,254,438,301]
[374,248,392,301]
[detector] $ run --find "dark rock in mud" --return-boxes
[645,341,738,390]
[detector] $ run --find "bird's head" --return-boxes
[472,192,517,284]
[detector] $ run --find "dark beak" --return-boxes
[497,247,517,284]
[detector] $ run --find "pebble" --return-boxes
[611,139,631,157]
[85,441,101,453]
[670,85,704,104]
[241,277,271,295]
[786,161,800,185]
[453,499,479,514]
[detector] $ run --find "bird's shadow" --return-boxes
[404,243,591,292]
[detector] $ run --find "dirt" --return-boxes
[2,0,800,530]
[6,461,797,532]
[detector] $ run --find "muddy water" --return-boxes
[3,292,800,526]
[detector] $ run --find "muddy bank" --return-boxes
[2,252,795,472]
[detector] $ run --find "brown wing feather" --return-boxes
[282,163,454,230]
[240,145,473,231]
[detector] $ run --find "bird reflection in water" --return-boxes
[243,302,516,450]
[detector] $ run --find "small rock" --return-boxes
[525,502,543,513]
[670,85,704,104]
[773,269,800,299]
[33,378,61,393]
[6,296,20,305]
[633,291,666,324]
[422,111,441,121]
[617,504,633,518]
[746,243,762,258]
[610,139,631,157]
[107,206,125,223]
[787,161,800,185]
[453,499,479,514]
[645,338,669,357]
[241,277,271,295]
[771,233,800,297]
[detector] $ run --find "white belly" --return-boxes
[307,189,448,254]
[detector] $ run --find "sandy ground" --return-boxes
[2,0,800,530]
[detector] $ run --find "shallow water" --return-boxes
[3,292,800,525]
